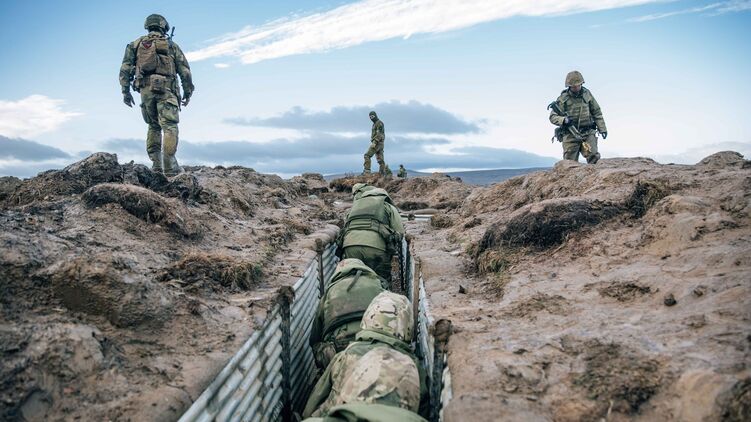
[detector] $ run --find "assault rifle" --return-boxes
[547,101,592,155]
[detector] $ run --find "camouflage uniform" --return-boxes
[364,111,385,175]
[119,15,194,176]
[303,403,427,422]
[549,71,607,164]
[309,259,386,369]
[397,165,407,178]
[342,186,404,282]
[303,292,427,418]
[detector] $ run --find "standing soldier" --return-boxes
[364,111,386,175]
[120,14,194,176]
[549,71,607,164]
[397,164,407,178]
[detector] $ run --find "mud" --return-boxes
[406,153,751,421]
[0,153,343,421]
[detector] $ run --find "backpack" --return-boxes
[136,34,176,82]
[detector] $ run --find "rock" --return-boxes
[459,284,467,294]
[664,293,677,306]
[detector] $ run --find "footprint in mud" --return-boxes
[595,281,652,302]
[503,293,568,319]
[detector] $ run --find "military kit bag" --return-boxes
[147,74,168,93]
[136,36,176,78]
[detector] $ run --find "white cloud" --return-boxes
[214,63,231,69]
[0,95,82,138]
[628,0,751,22]
[187,0,662,64]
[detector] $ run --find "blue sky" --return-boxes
[1,0,750,178]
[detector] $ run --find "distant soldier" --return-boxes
[339,184,404,282]
[549,71,607,164]
[364,111,386,175]
[309,258,386,369]
[303,292,427,418]
[120,14,194,176]
[397,164,407,178]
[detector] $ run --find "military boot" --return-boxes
[148,151,163,173]
[163,155,183,177]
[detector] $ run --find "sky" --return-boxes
[1,0,750,178]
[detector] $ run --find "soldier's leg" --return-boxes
[376,141,385,175]
[363,143,376,174]
[561,136,581,161]
[140,90,163,172]
[157,96,181,176]
[342,246,391,288]
[585,133,600,164]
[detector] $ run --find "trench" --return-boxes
[178,230,452,422]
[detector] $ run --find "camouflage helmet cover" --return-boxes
[338,347,420,411]
[351,183,373,195]
[144,14,170,32]
[360,291,413,341]
[565,70,584,87]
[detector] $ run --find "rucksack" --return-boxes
[136,34,175,78]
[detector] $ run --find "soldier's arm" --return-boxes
[376,121,385,141]
[119,42,137,93]
[172,42,195,96]
[309,300,325,347]
[302,354,337,417]
[387,204,405,235]
[549,98,567,126]
[589,95,607,133]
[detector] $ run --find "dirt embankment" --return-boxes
[0,153,341,421]
[407,152,750,421]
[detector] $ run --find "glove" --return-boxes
[181,91,192,107]
[123,91,135,108]
[601,131,608,139]
[563,117,572,126]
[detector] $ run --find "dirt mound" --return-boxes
[0,153,339,421]
[83,183,199,237]
[159,252,263,292]
[570,339,663,416]
[409,153,750,422]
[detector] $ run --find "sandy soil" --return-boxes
[0,154,341,421]
[406,152,750,421]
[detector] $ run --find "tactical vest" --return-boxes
[559,88,595,130]
[322,269,384,340]
[345,194,394,240]
[136,34,176,79]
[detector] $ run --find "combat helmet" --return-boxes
[360,291,413,342]
[338,347,421,411]
[352,183,375,196]
[144,14,170,33]
[565,70,584,87]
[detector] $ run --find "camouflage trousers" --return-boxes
[343,245,391,286]
[140,87,181,172]
[363,140,385,174]
[562,132,600,164]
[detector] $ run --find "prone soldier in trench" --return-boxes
[337,183,404,283]
[309,258,387,370]
[119,14,194,176]
[303,291,428,418]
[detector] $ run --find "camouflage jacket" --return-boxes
[549,87,607,133]
[371,119,385,143]
[342,189,404,252]
[119,31,194,96]
[302,330,428,418]
[303,403,427,422]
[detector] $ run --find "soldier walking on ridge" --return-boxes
[120,14,194,176]
[548,71,607,164]
[364,111,386,175]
